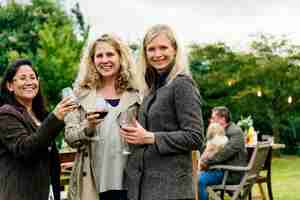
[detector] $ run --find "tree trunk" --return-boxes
[272,126,281,143]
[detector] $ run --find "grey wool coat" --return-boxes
[0,104,64,200]
[124,74,205,200]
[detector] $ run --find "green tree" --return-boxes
[189,42,253,124]
[34,19,86,106]
[189,35,300,143]
[241,34,300,142]
[0,0,89,106]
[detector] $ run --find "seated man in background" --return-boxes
[198,106,247,200]
[198,122,228,170]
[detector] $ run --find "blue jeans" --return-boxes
[198,170,224,200]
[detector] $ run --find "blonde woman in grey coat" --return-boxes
[120,24,205,200]
[64,34,141,200]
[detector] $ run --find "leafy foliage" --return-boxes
[190,35,300,145]
[237,115,253,131]
[35,19,87,106]
[0,0,89,107]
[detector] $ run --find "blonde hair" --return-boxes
[74,34,140,93]
[201,122,228,161]
[206,123,226,140]
[137,24,191,93]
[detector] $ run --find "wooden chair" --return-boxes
[249,135,274,200]
[206,141,272,200]
[250,149,272,200]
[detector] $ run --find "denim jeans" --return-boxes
[198,170,224,200]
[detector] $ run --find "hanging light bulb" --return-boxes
[288,96,292,104]
[257,90,262,97]
[227,79,236,86]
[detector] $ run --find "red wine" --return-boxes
[95,111,108,119]
[86,111,108,119]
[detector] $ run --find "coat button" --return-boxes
[82,172,87,176]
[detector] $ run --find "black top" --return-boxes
[105,99,120,107]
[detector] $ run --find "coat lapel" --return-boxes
[78,88,97,113]
[140,90,156,129]
[106,91,141,122]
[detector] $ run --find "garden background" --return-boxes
[1,0,300,199]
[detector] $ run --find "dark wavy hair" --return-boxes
[0,59,48,120]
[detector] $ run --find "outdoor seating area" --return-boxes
[206,142,271,200]
[60,139,285,200]
[192,137,286,200]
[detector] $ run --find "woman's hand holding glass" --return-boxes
[119,111,135,155]
[86,98,109,129]
[86,111,105,129]
[53,96,78,120]
[120,120,155,145]
[61,87,78,105]
[53,87,79,120]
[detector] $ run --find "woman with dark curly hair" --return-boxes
[64,34,142,200]
[0,59,75,200]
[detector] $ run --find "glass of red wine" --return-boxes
[94,97,109,119]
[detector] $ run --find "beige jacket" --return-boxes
[64,88,141,200]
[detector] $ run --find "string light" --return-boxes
[227,79,236,86]
[288,96,292,104]
[257,90,262,97]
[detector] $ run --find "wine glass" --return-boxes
[119,106,138,155]
[85,97,110,143]
[61,87,78,105]
[94,97,110,119]
[119,111,132,155]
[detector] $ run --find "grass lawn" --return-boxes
[252,155,300,200]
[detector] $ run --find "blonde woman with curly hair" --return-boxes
[64,34,141,200]
[120,24,205,200]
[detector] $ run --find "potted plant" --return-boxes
[237,115,253,131]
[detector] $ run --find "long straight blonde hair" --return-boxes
[137,24,191,93]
